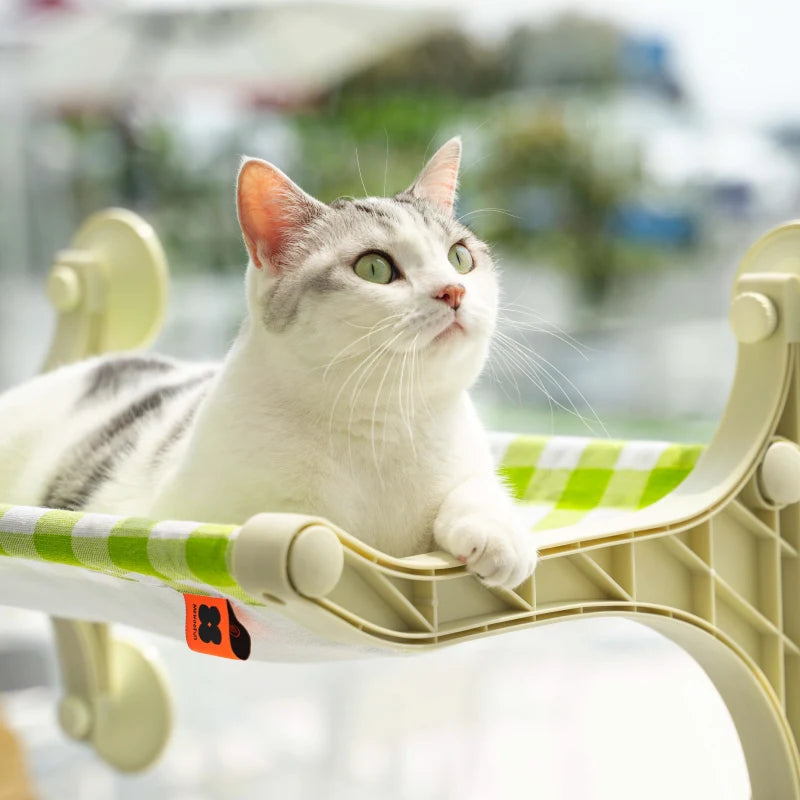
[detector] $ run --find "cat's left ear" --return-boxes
[405,136,461,214]
[237,157,325,273]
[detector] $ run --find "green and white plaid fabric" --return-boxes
[0,505,251,602]
[0,434,703,605]
[492,433,703,532]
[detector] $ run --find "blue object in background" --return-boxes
[512,185,570,232]
[620,35,670,83]
[710,181,753,219]
[609,201,698,246]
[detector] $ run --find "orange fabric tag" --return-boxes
[184,594,251,660]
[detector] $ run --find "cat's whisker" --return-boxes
[499,305,586,336]
[464,152,492,171]
[497,305,590,358]
[409,344,422,457]
[412,334,434,420]
[397,346,417,459]
[321,314,404,374]
[457,207,521,223]
[493,332,603,434]
[497,348,561,435]
[494,338,556,431]
[370,348,399,472]
[328,331,398,453]
[475,308,518,394]
[321,315,406,380]
[347,350,387,469]
[494,362,521,406]
[526,357,595,435]
[493,336,552,405]
[355,147,369,197]
[420,131,438,170]
[409,334,421,422]
[499,313,588,346]
[494,329,555,363]
[498,322,590,361]
[342,311,406,332]
[499,305,591,353]
[342,348,386,468]
[485,314,605,435]
[321,339,377,381]
[383,128,389,198]
[524,347,608,437]
[380,355,400,461]
[348,330,405,410]
[489,344,522,405]
[406,334,421,431]
[396,346,409,433]
[344,328,407,465]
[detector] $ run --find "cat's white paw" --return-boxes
[435,512,538,589]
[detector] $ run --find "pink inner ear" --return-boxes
[412,138,461,213]
[237,160,308,272]
[423,175,458,209]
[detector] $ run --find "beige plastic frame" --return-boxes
[27,210,800,794]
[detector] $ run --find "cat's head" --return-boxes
[236,137,498,406]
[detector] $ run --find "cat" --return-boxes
[0,137,537,589]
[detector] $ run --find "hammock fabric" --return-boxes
[0,434,701,661]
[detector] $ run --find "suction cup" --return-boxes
[91,639,172,772]
[54,620,172,773]
[68,208,168,353]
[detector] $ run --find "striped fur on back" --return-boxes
[43,358,215,510]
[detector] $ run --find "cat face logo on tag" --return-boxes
[183,594,251,660]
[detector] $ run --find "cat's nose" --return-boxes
[434,283,466,311]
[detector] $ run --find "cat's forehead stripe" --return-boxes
[342,196,456,240]
[349,200,397,221]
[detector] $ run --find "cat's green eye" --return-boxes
[448,243,474,274]
[354,253,394,284]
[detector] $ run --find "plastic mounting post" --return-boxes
[51,619,171,772]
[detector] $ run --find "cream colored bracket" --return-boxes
[43,209,167,371]
[51,619,171,771]
[730,274,800,344]
[42,210,171,772]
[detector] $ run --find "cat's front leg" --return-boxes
[433,477,538,589]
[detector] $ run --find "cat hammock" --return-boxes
[2,210,800,796]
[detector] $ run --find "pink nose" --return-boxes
[434,283,466,310]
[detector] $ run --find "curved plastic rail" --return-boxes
[23,211,800,794]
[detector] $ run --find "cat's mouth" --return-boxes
[432,320,465,344]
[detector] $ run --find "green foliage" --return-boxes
[289,29,506,201]
[292,91,464,200]
[488,113,628,300]
[44,16,688,297]
[60,111,244,273]
[284,22,680,305]
[341,29,508,98]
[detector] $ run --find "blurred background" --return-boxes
[2,0,800,796]
[4,0,800,438]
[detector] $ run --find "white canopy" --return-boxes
[17,1,454,108]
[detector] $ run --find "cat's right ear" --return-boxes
[237,158,324,273]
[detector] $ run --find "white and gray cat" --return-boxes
[0,137,537,588]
